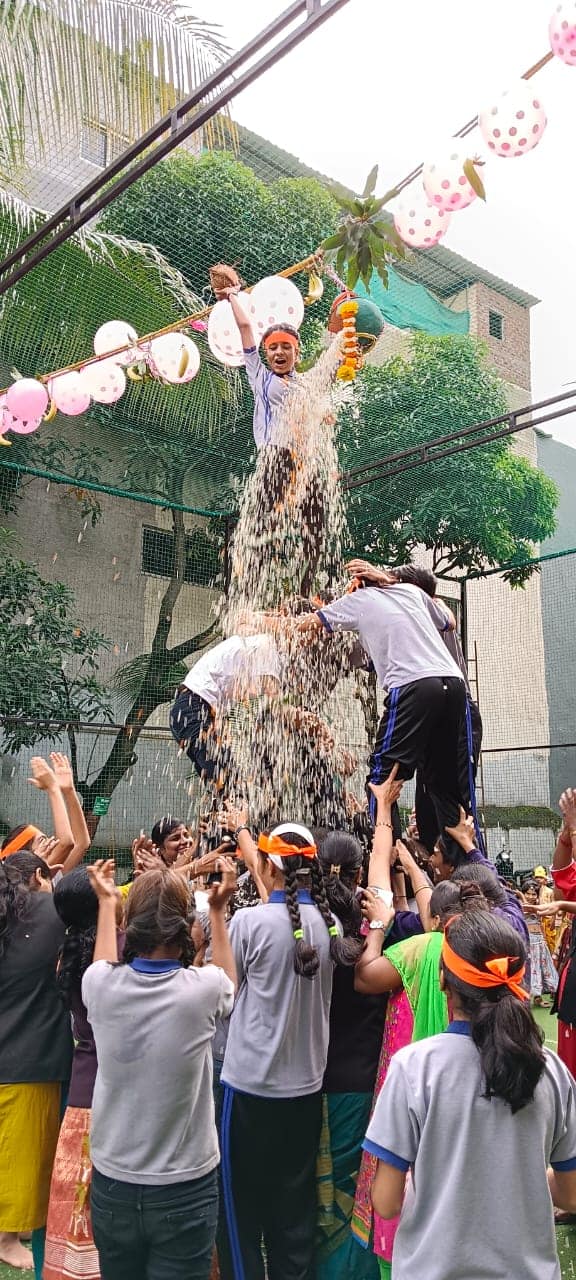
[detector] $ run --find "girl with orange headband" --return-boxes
[219,821,361,1280]
[1,754,89,877]
[365,910,576,1280]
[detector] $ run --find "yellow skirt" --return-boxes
[0,1082,62,1231]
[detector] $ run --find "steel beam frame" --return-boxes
[0,0,351,295]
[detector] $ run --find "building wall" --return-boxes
[535,432,576,804]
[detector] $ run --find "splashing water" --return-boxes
[207,336,371,830]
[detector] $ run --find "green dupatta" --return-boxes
[384,930,448,1041]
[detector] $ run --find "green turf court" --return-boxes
[1,1005,575,1279]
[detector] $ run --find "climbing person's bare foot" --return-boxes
[0,1231,34,1268]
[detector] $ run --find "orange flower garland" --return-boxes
[336,298,360,381]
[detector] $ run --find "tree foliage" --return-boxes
[0,555,112,756]
[342,334,558,584]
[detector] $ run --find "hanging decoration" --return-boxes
[207,294,252,367]
[6,378,48,422]
[94,320,139,365]
[80,359,127,404]
[422,147,485,212]
[393,198,452,248]
[328,291,384,352]
[147,333,200,384]
[479,81,547,156]
[247,276,305,337]
[336,299,360,382]
[549,5,576,63]
[48,371,92,417]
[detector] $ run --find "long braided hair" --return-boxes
[264,825,362,979]
[54,867,98,1007]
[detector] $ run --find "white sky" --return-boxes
[192,0,576,444]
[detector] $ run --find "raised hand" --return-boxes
[28,756,57,791]
[49,752,75,792]
[560,788,576,830]
[361,887,395,928]
[368,763,404,809]
[445,806,476,852]
[87,859,117,900]
[207,856,237,910]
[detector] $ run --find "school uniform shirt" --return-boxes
[183,634,280,711]
[0,892,72,1084]
[243,346,297,448]
[82,959,234,1184]
[317,584,463,691]
[222,890,341,1098]
[364,1023,576,1280]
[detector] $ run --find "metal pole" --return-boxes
[0,0,351,295]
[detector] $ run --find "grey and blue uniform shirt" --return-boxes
[243,346,297,448]
[365,1024,576,1280]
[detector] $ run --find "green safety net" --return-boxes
[355,267,469,337]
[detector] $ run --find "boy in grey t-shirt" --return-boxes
[296,577,474,856]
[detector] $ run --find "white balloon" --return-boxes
[149,333,201,384]
[94,320,139,366]
[248,275,304,334]
[81,359,127,404]
[48,371,91,416]
[207,294,251,366]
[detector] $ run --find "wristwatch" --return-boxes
[369,919,387,931]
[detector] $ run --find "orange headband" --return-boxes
[442,936,528,1001]
[1,824,40,859]
[263,329,299,350]
[257,833,317,860]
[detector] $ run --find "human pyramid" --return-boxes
[2,264,576,1280]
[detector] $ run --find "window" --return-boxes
[80,119,130,168]
[80,122,108,168]
[489,310,503,340]
[141,525,222,587]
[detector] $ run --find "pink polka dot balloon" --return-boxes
[48,371,91,416]
[0,390,43,435]
[80,359,127,404]
[6,378,48,422]
[207,294,251,367]
[393,198,452,248]
[479,81,547,157]
[148,333,200,384]
[549,3,576,64]
[423,147,481,212]
[247,276,305,337]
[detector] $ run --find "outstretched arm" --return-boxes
[50,753,90,872]
[225,287,256,350]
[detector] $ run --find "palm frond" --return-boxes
[0,0,236,180]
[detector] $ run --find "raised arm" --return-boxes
[394,839,433,932]
[207,857,238,991]
[225,287,256,351]
[28,756,73,863]
[367,766,404,891]
[553,789,576,874]
[87,860,119,964]
[50,752,90,872]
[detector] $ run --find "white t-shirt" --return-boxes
[83,960,234,1185]
[184,634,280,710]
[317,584,463,691]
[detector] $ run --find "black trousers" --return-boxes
[219,1086,322,1280]
[367,676,475,855]
[415,696,483,854]
[91,1166,218,1280]
[169,690,231,787]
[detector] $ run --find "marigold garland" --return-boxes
[336,298,360,382]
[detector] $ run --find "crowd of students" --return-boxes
[2,747,576,1280]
